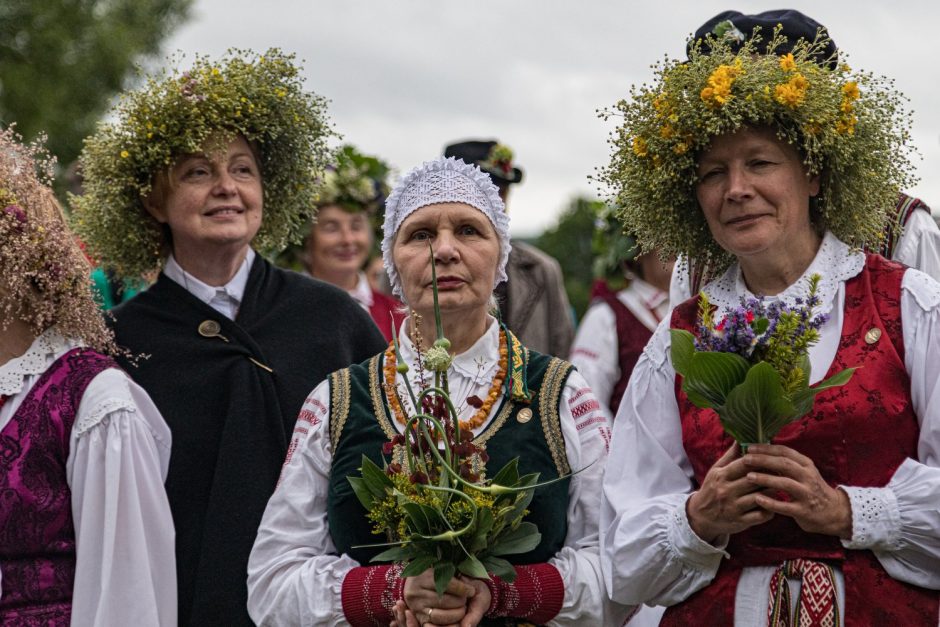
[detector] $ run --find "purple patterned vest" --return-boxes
[0,347,115,626]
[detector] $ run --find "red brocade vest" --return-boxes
[0,348,115,626]
[589,282,654,416]
[663,255,939,626]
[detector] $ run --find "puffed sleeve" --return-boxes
[838,269,940,590]
[892,209,940,283]
[547,369,636,626]
[67,368,176,627]
[247,380,361,626]
[569,302,619,419]
[600,322,728,608]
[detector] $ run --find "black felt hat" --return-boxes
[691,9,838,69]
[443,139,524,185]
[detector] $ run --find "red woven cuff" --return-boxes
[484,563,564,624]
[341,564,405,627]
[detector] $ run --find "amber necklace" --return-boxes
[384,329,509,431]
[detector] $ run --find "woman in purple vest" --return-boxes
[599,10,940,626]
[0,129,175,625]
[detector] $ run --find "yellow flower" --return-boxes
[120,150,130,159]
[659,124,675,139]
[673,142,689,155]
[701,59,743,107]
[211,67,221,76]
[276,88,287,97]
[842,81,860,101]
[774,73,809,109]
[632,136,648,158]
[835,115,857,135]
[779,53,797,72]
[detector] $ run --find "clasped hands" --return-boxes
[390,568,491,627]
[686,442,853,544]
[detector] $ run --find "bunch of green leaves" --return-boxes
[670,274,855,446]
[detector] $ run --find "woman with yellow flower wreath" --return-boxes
[72,51,386,626]
[247,157,633,626]
[599,9,940,626]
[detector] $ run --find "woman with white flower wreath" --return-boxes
[248,157,634,626]
[599,9,940,626]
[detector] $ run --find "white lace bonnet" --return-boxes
[381,157,511,299]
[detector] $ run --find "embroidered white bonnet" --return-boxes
[381,156,511,299]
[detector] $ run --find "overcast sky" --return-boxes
[164,0,939,237]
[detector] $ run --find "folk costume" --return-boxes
[0,332,175,626]
[597,10,938,626]
[570,278,669,419]
[0,129,175,626]
[248,319,621,626]
[602,234,940,624]
[248,157,633,626]
[348,271,407,341]
[74,51,385,625]
[111,251,385,625]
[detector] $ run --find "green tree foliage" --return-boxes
[533,196,603,319]
[0,0,192,170]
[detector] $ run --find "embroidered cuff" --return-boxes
[668,496,730,567]
[485,563,564,624]
[341,564,405,627]
[840,485,902,551]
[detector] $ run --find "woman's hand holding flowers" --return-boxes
[687,443,775,543]
[744,444,853,539]
[392,572,490,627]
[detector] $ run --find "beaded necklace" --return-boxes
[383,328,509,431]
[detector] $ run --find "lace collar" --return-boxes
[397,315,500,382]
[704,232,864,317]
[0,328,75,396]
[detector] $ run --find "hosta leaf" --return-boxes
[401,555,436,578]
[684,351,751,407]
[458,554,490,580]
[669,329,696,375]
[489,521,541,556]
[360,455,393,497]
[481,555,516,582]
[791,367,856,417]
[721,361,796,444]
[347,476,375,510]
[433,561,456,597]
[372,545,417,562]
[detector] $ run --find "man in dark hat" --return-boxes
[671,9,940,304]
[444,139,575,358]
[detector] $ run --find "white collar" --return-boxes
[704,231,864,317]
[163,248,256,306]
[629,278,669,309]
[349,272,374,309]
[0,328,75,396]
[397,315,500,380]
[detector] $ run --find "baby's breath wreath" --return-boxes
[0,127,115,353]
[598,26,917,274]
[72,48,336,278]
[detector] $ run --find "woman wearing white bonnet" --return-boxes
[248,157,633,625]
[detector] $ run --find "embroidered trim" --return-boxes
[370,353,398,442]
[329,368,352,452]
[75,396,137,436]
[539,358,572,476]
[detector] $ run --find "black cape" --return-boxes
[111,257,386,626]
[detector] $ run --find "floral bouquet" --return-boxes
[670,274,855,449]
[348,248,564,596]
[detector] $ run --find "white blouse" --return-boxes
[570,279,670,420]
[248,317,634,626]
[601,233,940,625]
[0,330,176,626]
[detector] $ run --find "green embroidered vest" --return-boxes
[327,350,573,567]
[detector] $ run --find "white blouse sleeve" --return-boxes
[893,210,940,282]
[600,322,727,608]
[67,369,176,627]
[247,380,359,626]
[549,369,635,626]
[839,269,940,590]
[569,303,619,419]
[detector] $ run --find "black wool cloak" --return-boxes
[110,256,387,626]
